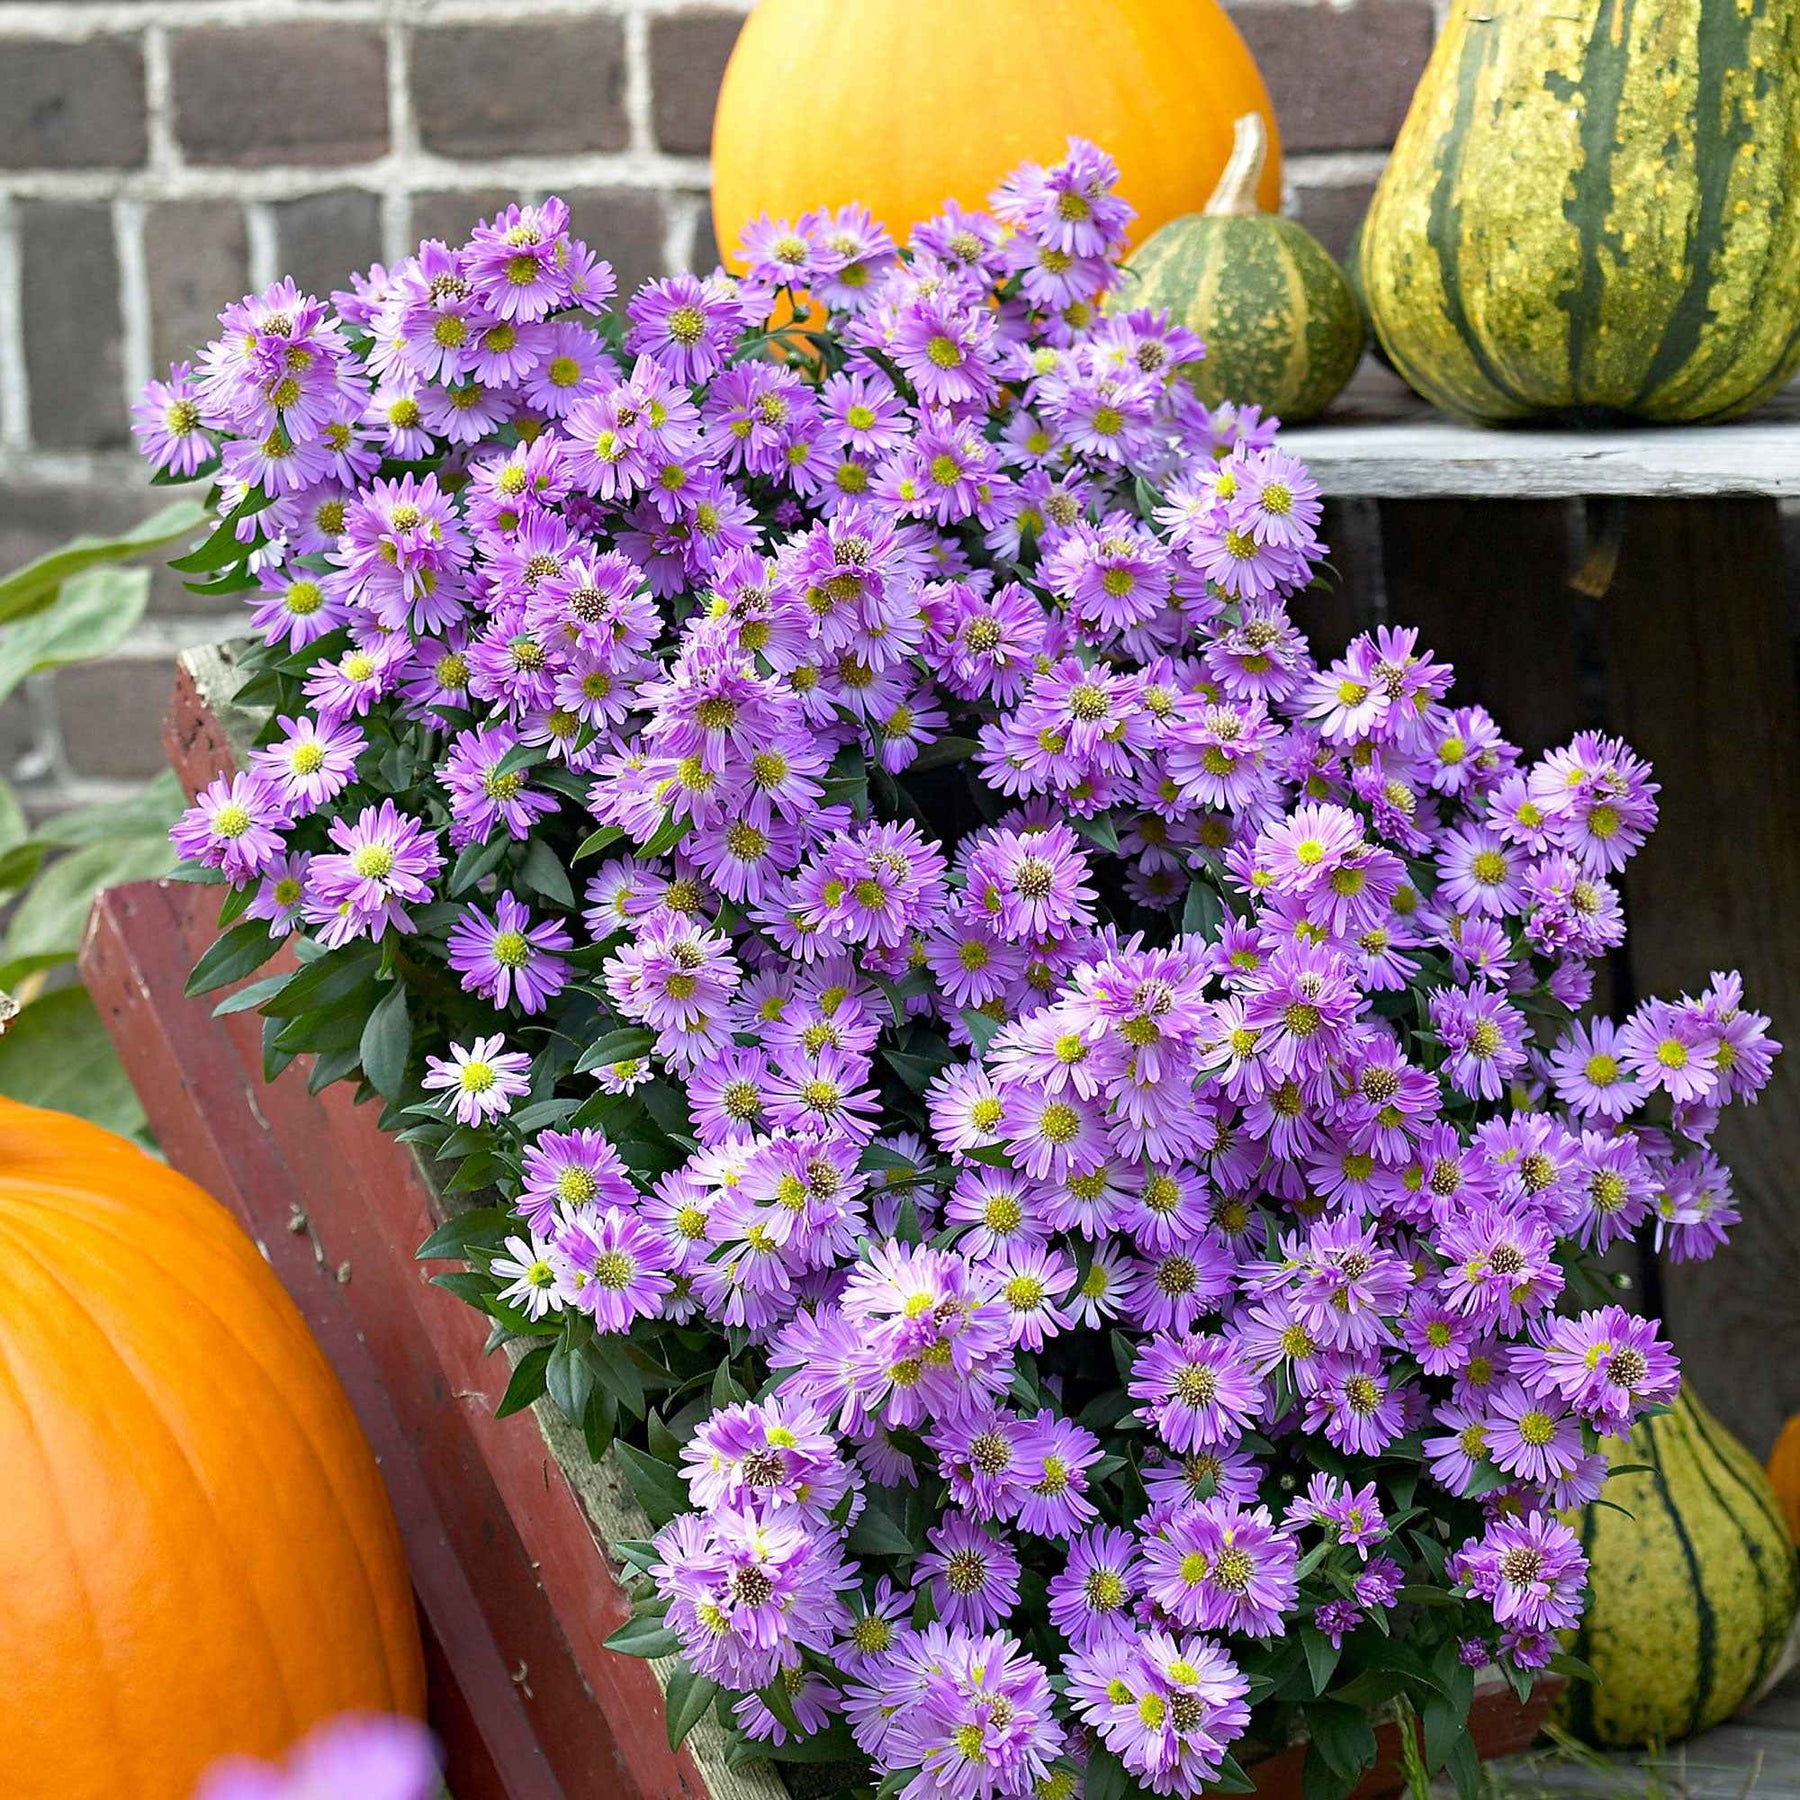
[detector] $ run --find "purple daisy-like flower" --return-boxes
[626,271,746,385]
[171,769,290,881]
[447,890,573,1013]
[195,1713,439,1800]
[304,798,443,946]
[421,1033,531,1127]
[918,1512,1022,1631]
[555,1205,673,1331]
[1129,1330,1263,1451]
[681,1395,855,1524]
[134,362,214,476]
[1141,1496,1298,1638]
[1451,1511,1588,1635]
[252,712,365,813]
[1484,1380,1584,1483]
[1047,1524,1142,1651]
[1518,1304,1679,1433]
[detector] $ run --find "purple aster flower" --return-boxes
[195,1713,439,1800]
[304,799,443,946]
[421,1033,531,1126]
[1286,1473,1386,1559]
[1451,1511,1588,1635]
[1012,1409,1100,1539]
[1313,1599,1365,1650]
[1066,1625,1250,1799]
[1304,1356,1410,1456]
[133,361,213,475]
[1141,1497,1298,1638]
[626,271,745,384]
[1485,1380,1584,1483]
[681,1395,854,1523]
[447,891,573,1013]
[651,1504,852,1691]
[1048,1524,1142,1651]
[1429,986,1528,1102]
[918,1513,1022,1630]
[245,850,310,938]
[518,1127,636,1234]
[1130,1330,1264,1451]
[554,1205,672,1331]
[1436,1201,1564,1332]
[171,769,290,881]
[1547,1017,1647,1121]
[464,199,574,322]
[439,723,560,849]
[1518,1304,1680,1433]
[251,712,365,813]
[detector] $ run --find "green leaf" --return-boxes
[0,497,207,624]
[0,986,147,1142]
[664,1666,718,1751]
[1069,810,1120,854]
[637,810,690,860]
[1302,1627,1342,1697]
[589,1334,646,1419]
[905,734,982,773]
[1209,1753,1258,1795]
[846,1492,915,1558]
[0,777,27,856]
[575,1027,656,1074]
[960,1008,1000,1058]
[165,488,272,575]
[495,1343,553,1417]
[1304,1700,1377,1783]
[211,970,294,1016]
[359,979,411,1100]
[1082,1746,1128,1800]
[575,824,624,863]
[6,836,176,963]
[1181,878,1222,942]
[603,1613,682,1659]
[415,1204,513,1261]
[615,1440,691,1529]
[449,832,511,898]
[547,1337,596,1422]
[883,1042,953,1094]
[185,920,285,996]
[259,946,381,1016]
[0,566,151,707]
[519,838,574,908]
[760,1723,863,1764]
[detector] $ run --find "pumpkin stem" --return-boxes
[1205,113,1269,217]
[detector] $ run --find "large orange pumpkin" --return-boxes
[709,0,1280,262]
[0,1098,424,1798]
[1768,1413,1800,1545]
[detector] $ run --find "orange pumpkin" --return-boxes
[1768,1413,1800,1545]
[710,0,1280,262]
[0,1097,424,1798]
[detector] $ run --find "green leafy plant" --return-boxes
[0,500,206,1141]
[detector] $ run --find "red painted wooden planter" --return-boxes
[78,649,1558,1798]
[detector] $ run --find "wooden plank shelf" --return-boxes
[1283,366,1800,498]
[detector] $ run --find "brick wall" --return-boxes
[0,0,1433,812]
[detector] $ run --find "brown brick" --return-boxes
[648,11,742,156]
[275,189,383,298]
[145,201,248,372]
[171,24,388,167]
[0,39,147,169]
[1291,179,1377,265]
[19,204,125,450]
[413,21,627,159]
[0,480,232,621]
[1227,0,1433,152]
[409,190,526,251]
[563,190,668,299]
[690,207,722,277]
[54,656,179,780]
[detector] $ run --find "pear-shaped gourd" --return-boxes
[1359,0,1800,424]
[1120,114,1364,423]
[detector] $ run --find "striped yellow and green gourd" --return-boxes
[1120,113,1364,423]
[1560,1386,1799,1748]
[1359,0,1800,425]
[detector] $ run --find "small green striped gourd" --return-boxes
[1561,1386,1799,1748]
[1120,113,1363,423]
[1359,0,1800,425]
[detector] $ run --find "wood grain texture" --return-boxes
[1378,499,1586,756]
[1285,377,1800,497]
[1599,500,1800,1458]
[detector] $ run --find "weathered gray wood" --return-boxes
[1285,370,1800,499]
[1598,501,1800,1459]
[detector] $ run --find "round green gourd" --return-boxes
[1560,1386,1799,1748]
[1120,113,1364,423]
[1359,0,1800,425]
